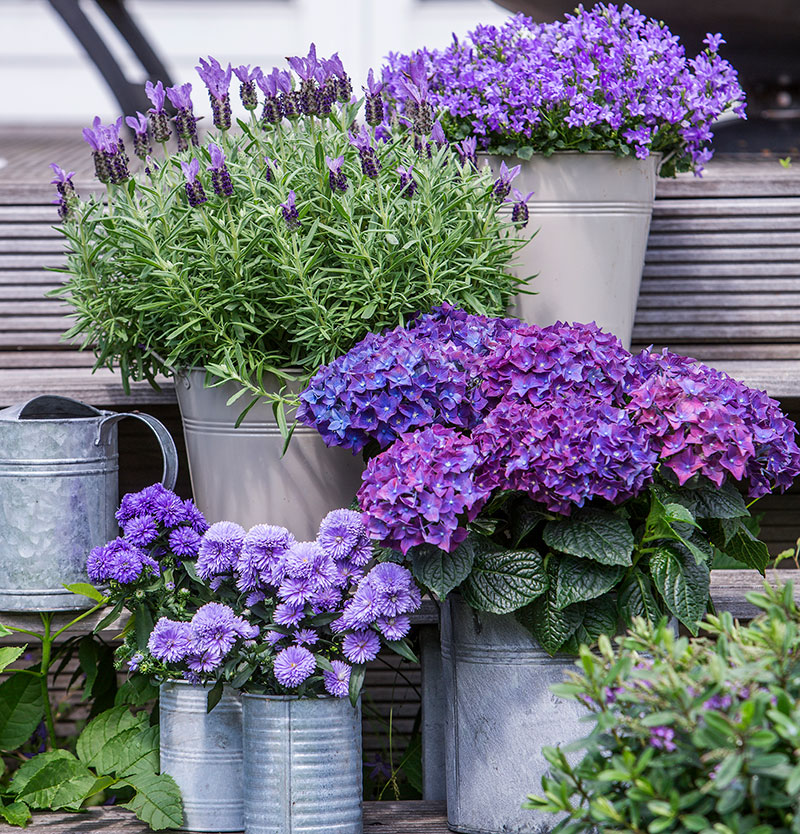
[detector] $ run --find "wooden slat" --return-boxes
[637,293,800,309]
[652,197,800,215]
[640,278,800,293]
[651,216,800,232]
[0,350,96,368]
[0,270,66,284]
[0,223,61,239]
[650,231,800,247]
[0,286,62,300]
[642,263,800,277]
[646,247,800,264]
[634,324,800,341]
[635,309,800,325]
[0,239,68,254]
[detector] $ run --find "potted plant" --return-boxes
[381,5,747,346]
[52,46,527,538]
[527,581,800,833]
[109,501,422,834]
[298,305,800,833]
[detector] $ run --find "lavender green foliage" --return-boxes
[526,581,800,834]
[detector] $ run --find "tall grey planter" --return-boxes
[441,597,588,834]
[175,369,364,540]
[159,681,244,832]
[482,151,659,348]
[242,694,362,834]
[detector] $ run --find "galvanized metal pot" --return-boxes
[175,369,364,541]
[441,596,588,834]
[159,681,244,832]
[0,395,178,611]
[242,694,362,834]
[483,151,659,348]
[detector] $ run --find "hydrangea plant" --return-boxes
[51,45,528,420]
[382,4,746,176]
[299,307,800,653]
[526,581,800,834]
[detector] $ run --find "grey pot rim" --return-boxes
[477,149,664,160]
[241,692,343,702]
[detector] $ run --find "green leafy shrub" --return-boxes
[526,581,800,834]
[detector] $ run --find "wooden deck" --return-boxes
[0,801,449,833]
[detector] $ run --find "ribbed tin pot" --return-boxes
[175,369,364,541]
[441,596,588,834]
[0,395,178,611]
[482,151,659,348]
[159,681,244,832]
[242,694,362,834]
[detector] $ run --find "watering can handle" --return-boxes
[95,412,179,491]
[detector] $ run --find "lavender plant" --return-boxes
[299,307,800,652]
[526,581,800,834]
[382,4,746,176]
[51,46,527,417]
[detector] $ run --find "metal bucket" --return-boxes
[175,369,364,540]
[441,596,588,834]
[0,395,178,611]
[159,681,244,832]
[483,151,659,348]
[242,694,362,834]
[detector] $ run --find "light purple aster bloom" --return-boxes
[342,629,381,664]
[169,525,202,558]
[323,660,352,698]
[148,618,192,662]
[123,514,159,547]
[235,523,295,591]
[278,575,315,606]
[196,520,246,579]
[186,645,224,673]
[273,645,316,688]
[127,652,144,672]
[317,509,365,561]
[86,545,110,583]
[105,538,145,584]
[183,499,209,534]
[273,602,305,627]
[293,628,319,646]
[191,601,245,656]
[376,614,411,640]
[152,489,186,527]
[266,630,285,646]
[285,541,327,580]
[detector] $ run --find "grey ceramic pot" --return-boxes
[159,681,244,832]
[441,596,589,834]
[242,694,362,834]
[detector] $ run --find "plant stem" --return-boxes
[38,614,57,750]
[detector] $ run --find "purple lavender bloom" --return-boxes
[207,143,234,198]
[288,44,321,116]
[264,155,275,182]
[431,121,448,148]
[342,629,381,664]
[169,525,202,558]
[125,112,151,160]
[257,68,286,125]
[455,137,477,168]
[363,68,385,127]
[181,158,207,208]
[82,117,129,184]
[196,56,233,130]
[145,80,171,143]
[233,64,261,110]
[50,163,77,220]
[510,188,533,227]
[293,628,319,646]
[123,514,159,547]
[396,163,417,198]
[196,520,246,579]
[703,693,733,711]
[324,53,352,102]
[349,125,381,178]
[325,155,347,193]
[149,618,192,662]
[166,82,198,149]
[400,54,433,134]
[649,726,677,752]
[281,190,299,230]
[492,161,520,202]
[323,660,352,698]
[273,645,316,688]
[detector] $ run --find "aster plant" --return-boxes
[51,45,527,423]
[299,306,800,653]
[382,4,746,176]
[118,509,422,705]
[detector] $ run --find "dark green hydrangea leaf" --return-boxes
[409,540,475,601]
[553,555,624,610]
[543,510,634,567]
[650,544,710,634]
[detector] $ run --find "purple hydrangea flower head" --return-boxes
[123,514,159,547]
[169,525,202,558]
[342,629,381,664]
[148,618,192,662]
[273,645,316,688]
[323,660,352,698]
[197,520,246,579]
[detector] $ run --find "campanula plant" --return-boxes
[51,46,528,422]
[382,4,746,176]
[299,306,800,652]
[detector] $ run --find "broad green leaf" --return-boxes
[122,771,184,831]
[723,524,771,574]
[409,540,474,601]
[207,680,224,713]
[78,637,98,700]
[114,724,159,778]
[618,572,661,626]
[0,646,25,675]
[10,750,96,811]
[0,673,45,750]
[543,510,634,567]
[462,536,547,614]
[646,493,713,565]
[553,556,624,610]
[687,480,748,519]
[0,800,30,827]
[560,594,619,654]
[663,503,696,526]
[349,663,366,707]
[115,675,159,707]
[76,705,147,774]
[510,498,551,546]
[63,582,105,603]
[384,638,419,664]
[517,587,584,656]
[650,544,710,634]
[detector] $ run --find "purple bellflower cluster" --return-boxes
[382,5,746,175]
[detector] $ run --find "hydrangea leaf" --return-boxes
[553,556,624,610]
[510,498,552,547]
[462,536,547,614]
[10,750,97,811]
[543,510,634,567]
[0,673,45,751]
[76,705,147,774]
[409,540,475,601]
[722,523,770,575]
[560,594,619,654]
[516,587,583,655]
[618,572,662,626]
[650,544,710,635]
[685,481,748,519]
[0,800,30,827]
[121,771,183,831]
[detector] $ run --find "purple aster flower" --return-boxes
[148,618,192,662]
[127,652,144,672]
[342,629,381,664]
[186,645,224,673]
[207,143,234,198]
[273,602,305,627]
[103,538,145,584]
[151,489,187,527]
[273,645,316,688]
[323,660,352,698]
[285,541,327,579]
[123,514,159,547]
[169,525,202,558]
[281,190,299,230]
[317,509,366,561]
[235,523,295,591]
[86,544,111,583]
[191,601,246,656]
[182,499,209,534]
[181,158,207,207]
[325,155,347,193]
[294,628,319,646]
[196,520,246,579]
[649,726,677,752]
[196,56,233,130]
[376,615,411,640]
[266,630,285,647]
[278,575,315,606]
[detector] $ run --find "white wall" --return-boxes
[0,0,510,124]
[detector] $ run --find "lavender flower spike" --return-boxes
[492,161,521,202]
[281,190,299,230]
[207,143,234,198]
[324,53,352,103]
[325,155,348,193]
[234,64,261,111]
[350,125,381,178]
[50,163,78,220]
[145,80,170,143]
[125,111,151,160]
[257,69,284,126]
[363,69,385,127]
[197,56,233,130]
[181,158,207,207]
[397,163,417,198]
[166,82,198,149]
[510,188,534,227]
[287,44,320,116]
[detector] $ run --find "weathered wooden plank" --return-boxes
[0,223,61,239]
[652,197,800,215]
[636,309,800,325]
[0,254,66,269]
[649,231,800,247]
[0,300,71,314]
[0,206,62,222]
[640,278,800,293]
[633,324,800,341]
[0,270,65,284]
[637,293,800,309]
[0,350,95,368]
[0,316,72,331]
[0,286,62,301]
[650,216,800,233]
[0,239,67,254]
[646,247,800,264]
[642,263,800,277]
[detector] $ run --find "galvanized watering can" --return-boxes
[0,395,178,611]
